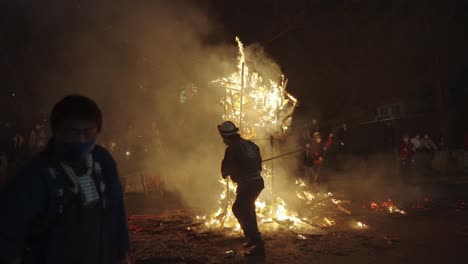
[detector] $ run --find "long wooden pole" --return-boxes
[239,62,245,131]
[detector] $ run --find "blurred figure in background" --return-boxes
[310,119,320,134]
[324,131,338,171]
[13,133,25,151]
[28,123,40,153]
[11,131,27,175]
[324,131,335,150]
[437,135,447,150]
[410,133,422,152]
[399,134,416,183]
[421,133,438,152]
[29,123,48,155]
[420,133,438,175]
[303,132,325,184]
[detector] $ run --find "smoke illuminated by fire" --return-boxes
[198,37,317,233]
[213,36,297,139]
[196,37,369,235]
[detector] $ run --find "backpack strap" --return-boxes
[93,161,107,209]
[46,167,65,220]
[44,154,107,221]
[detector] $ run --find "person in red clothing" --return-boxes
[400,134,416,163]
[399,134,416,182]
[303,132,325,184]
[324,131,334,151]
[324,131,339,170]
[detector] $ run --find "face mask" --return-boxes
[222,136,232,146]
[56,140,96,162]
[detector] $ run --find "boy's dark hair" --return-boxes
[50,95,102,133]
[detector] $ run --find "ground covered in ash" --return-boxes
[125,192,468,264]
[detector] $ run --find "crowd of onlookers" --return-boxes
[399,131,468,179]
[298,118,468,184]
[2,118,468,188]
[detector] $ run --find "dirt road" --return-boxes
[126,193,467,264]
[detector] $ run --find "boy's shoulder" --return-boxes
[93,145,115,163]
[93,145,120,180]
[21,150,55,174]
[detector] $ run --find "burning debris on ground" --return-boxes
[127,209,377,263]
[124,185,468,263]
[191,37,371,246]
[367,200,406,215]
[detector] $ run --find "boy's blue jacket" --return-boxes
[0,145,129,264]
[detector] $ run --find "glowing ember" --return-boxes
[323,218,335,226]
[356,221,367,229]
[369,199,406,215]
[413,196,433,211]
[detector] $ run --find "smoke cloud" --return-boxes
[12,0,297,211]
[6,0,426,213]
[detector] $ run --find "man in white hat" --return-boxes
[218,121,265,256]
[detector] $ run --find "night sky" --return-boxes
[212,0,468,112]
[2,0,467,128]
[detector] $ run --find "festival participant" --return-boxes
[218,121,265,256]
[0,95,130,264]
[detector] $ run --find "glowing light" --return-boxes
[356,221,367,229]
[197,37,364,235]
[370,200,406,215]
[212,36,297,139]
[323,218,335,226]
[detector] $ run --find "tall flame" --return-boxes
[213,36,297,139]
[198,37,362,234]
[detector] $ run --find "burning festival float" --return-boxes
[128,37,407,263]
[196,36,365,235]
